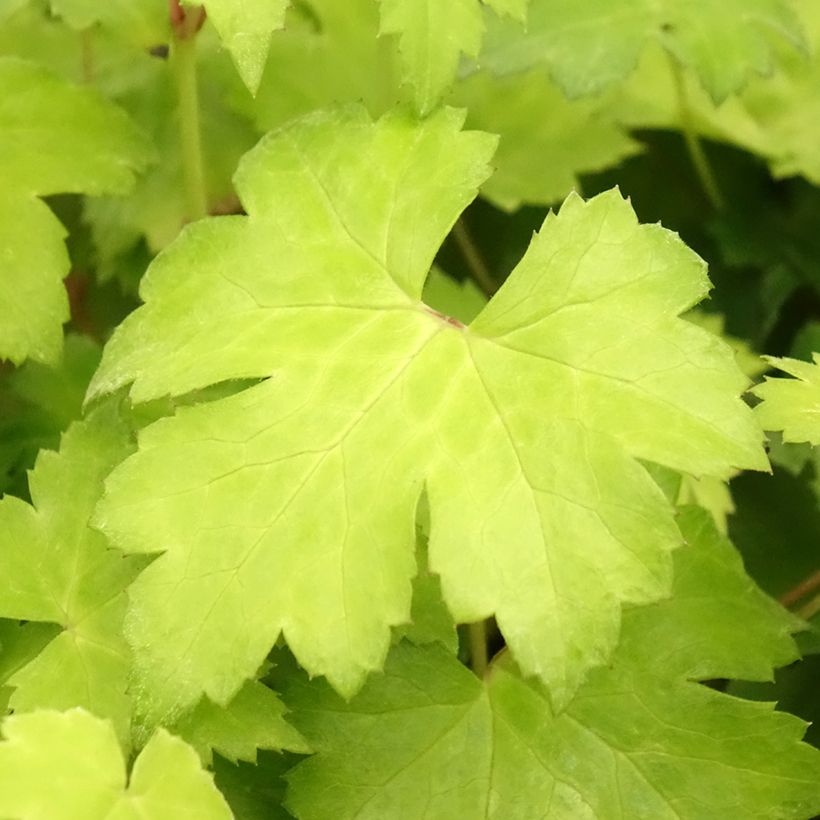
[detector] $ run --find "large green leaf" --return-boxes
[0,57,149,364]
[0,708,231,819]
[283,509,819,820]
[379,0,527,116]
[88,107,765,729]
[753,355,820,446]
[480,0,805,103]
[0,403,143,743]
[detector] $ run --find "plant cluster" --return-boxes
[0,0,819,817]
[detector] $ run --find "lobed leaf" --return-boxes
[0,708,231,819]
[89,106,765,729]
[480,0,805,103]
[0,57,149,364]
[284,510,820,820]
[0,403,143,744]
[379,0,527,116]
[753,354,820,446]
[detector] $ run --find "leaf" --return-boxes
[173,680,308,766]
[0,403,144,744]
[739,0,820,184]
[187,0,289,95]
[245,0,402,132]
[753,355,820,446]
[480,0,805,103]
[452,68,641,210]
[379,0,526,116]
[0,57,149,364]
[0,708,232,819]
[283,509,820,820]
[89,106,765,728]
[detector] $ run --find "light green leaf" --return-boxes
[421,266,486,326]
[0,708,232,819]
[0,404,144,743]
[740,0,820,185]
[753,354,820,446]
[379,0,527,116]
[246,0,402,132]
[173,680,308,767]
[453,68,640,209]
[480,0,805,103]
[0,57,149,364]
[284,509,819,820]
[89,107,765,728]
[379,0,483,116]
[185,0,289,94]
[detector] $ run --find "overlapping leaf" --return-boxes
[283,509,820,820]
[379,0,527,115]
[0,57,149,364]
[0,403,143,742]
[753,355,820,446]
[0,708,231,819]
[88,106,765,730]
[191,0,289,94]
[173,680,308,766]
[480,0,805,103]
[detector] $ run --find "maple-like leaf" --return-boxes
[0,708,231,819]
[283,509,820,820]
[185,0,290,95]
[47,0,168,45]
[480,0,805,103]
[753,355,820,446]
[88,106,765,729]
[0,403,145,744]
[379,0,527,116]
[0,57,149,364]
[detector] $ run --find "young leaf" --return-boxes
[379,0,527,116]
[88,106,765,729]
[0,403,143,743]
[187,0,289,94]
[0,708,232,819]
[283,510,820,820]
[0,57,149,364]
[480,0,805,103]
[753,355,820,445]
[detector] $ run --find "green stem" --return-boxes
[453,218,497,297]
[669,57,724,211]
[171,30,207,221]
[468,620,488,678]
